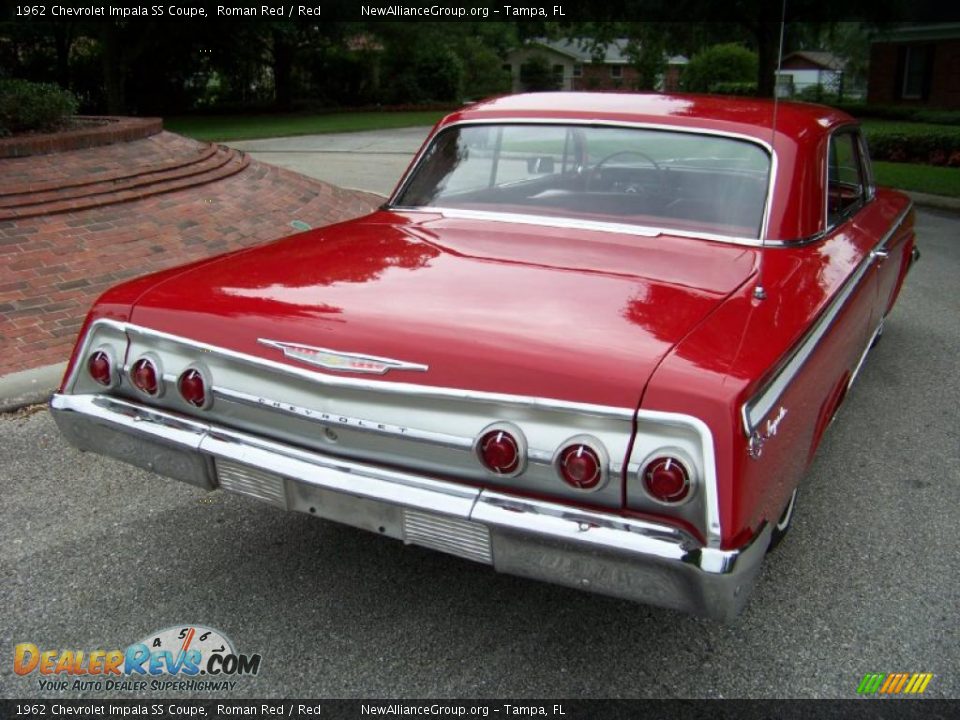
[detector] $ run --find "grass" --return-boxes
[873,161,960,198]
[164,110,448,142]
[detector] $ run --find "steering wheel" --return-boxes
[586,150,663,193]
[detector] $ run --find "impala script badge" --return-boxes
[258,339,428,375]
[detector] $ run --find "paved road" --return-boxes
[229,127,432,197]
[1,209,957,701]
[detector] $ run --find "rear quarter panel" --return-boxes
[640,190,912,549]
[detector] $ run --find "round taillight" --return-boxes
[178,368,207,408]
[87,351,112,386]
[130,358,160,396]
[477,429,522,476]
[642,457,691,504]
[557,443,604,490]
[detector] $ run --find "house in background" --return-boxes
[776,51,848,97]
[503,38,687,93]
[868,24,960,108]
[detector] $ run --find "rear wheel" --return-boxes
[768,488,799,552]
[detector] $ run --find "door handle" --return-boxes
[871,248,890,261]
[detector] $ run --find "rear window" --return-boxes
[392,123,771,239]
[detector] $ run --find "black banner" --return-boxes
[1,700,958,720]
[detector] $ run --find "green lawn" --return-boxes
[164,110,448,142]
[873,161,960,198]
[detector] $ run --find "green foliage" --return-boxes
[873,160,960,197]
[519,55,561,92]
[834,103,960,127]
[682,43,757,93]
[0,79,77,135]
[459,37,512,100]
[862,122,960,166]
[709,81,757,96]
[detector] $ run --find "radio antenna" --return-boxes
[755,0,788,302]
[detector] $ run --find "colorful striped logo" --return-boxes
[857,673,934,695]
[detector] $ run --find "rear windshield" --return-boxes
[392,123,771,239]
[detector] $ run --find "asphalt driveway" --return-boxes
[0,208,957,700]
[229,127,432,196]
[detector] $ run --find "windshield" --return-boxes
[392,123,771,239]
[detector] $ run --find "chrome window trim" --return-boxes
[398,207,766,247]
[65,318,723,547]
[386,118,778,245]
[824,125,869,233]
[741,201,913,436]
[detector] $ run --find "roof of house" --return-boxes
[513,38,689,66]
[782,50,845,71]
[527,37,631,64]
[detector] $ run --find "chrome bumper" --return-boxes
[50,393,770,621]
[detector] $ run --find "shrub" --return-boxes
[864,123,960,166]
[682,43,757,93]
[0,79,78,135]
[709,81,758,96]
[833,102,960,126]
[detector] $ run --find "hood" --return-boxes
[129,211,756,407]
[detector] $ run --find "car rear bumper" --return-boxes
[50,392,769,621]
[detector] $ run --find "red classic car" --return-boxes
[51,93,918,620]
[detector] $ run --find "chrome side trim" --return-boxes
[386,118,777,246]
[741,202,913,436]
[847,320,884,391]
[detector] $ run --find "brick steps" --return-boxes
[0,143,218,198]
[0,146,250,220]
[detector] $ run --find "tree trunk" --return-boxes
[755,21,780,98]
[272,29,294,111]
[99,25,126,114]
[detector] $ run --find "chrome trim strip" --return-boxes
[66,320,635,419]
[741,202,913,436]
[847,320,884,391]
[400,207,766,247]
[386,118,776,246]
[214,385,474,452]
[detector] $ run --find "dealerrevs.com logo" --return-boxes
[14,625,262,692]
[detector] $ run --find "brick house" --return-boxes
[503,38,687,93]
[867,24,960,109]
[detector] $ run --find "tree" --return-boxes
[682,43,758,93]
[519,55,561,92]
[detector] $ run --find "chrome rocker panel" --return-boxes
[50,392,770,621]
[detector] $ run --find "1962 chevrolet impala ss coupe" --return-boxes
[51,93,918,620]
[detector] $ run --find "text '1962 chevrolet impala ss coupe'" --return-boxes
[51,93,918,621]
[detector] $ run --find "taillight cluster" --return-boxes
[85,349,211,409]
[473,422,695,503]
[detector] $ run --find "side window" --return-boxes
[827,131,866,226]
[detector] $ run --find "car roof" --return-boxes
[444,92,855,146]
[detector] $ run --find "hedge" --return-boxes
[862,122,960,166]
[834,102,960,127]
[0,79,78,135]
